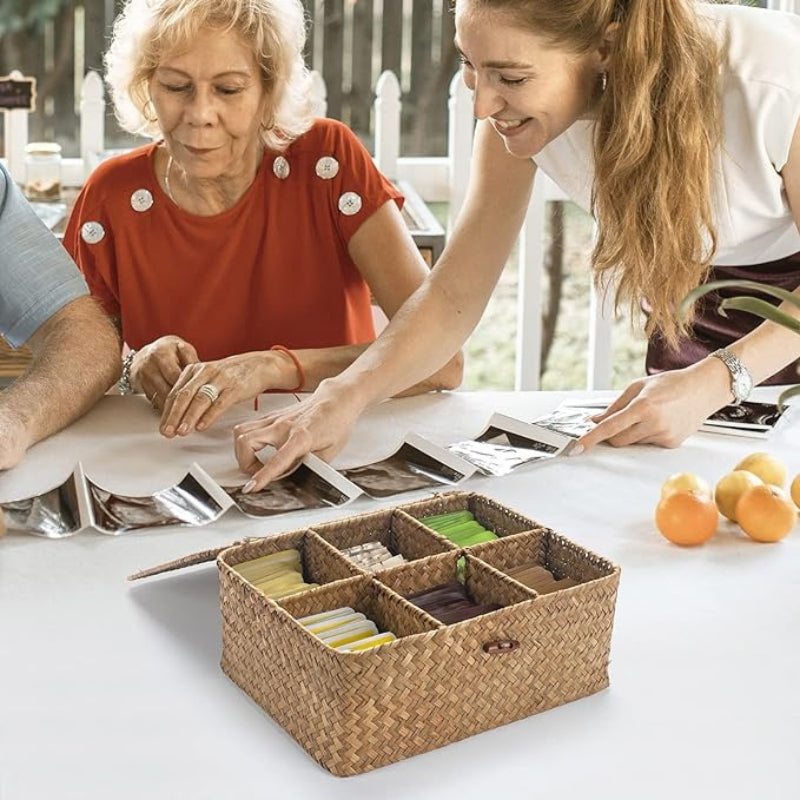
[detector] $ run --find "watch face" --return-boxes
[734,372,753,401]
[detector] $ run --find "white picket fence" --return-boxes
[2,67,607,390]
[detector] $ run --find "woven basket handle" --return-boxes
[482,639,520,655]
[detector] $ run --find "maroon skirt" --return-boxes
[645,250,800,385]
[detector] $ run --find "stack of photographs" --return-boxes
[1,437,477,537]
[18,397,760,537]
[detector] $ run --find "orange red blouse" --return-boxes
[64,119,403,361]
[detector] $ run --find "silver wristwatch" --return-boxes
[710,348,753,405]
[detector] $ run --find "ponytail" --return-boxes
[592,0,721,347]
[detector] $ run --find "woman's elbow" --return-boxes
[432,349,464,391]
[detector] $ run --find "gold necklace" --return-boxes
[164,154,177,204]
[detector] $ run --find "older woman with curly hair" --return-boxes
[64,0,461,437]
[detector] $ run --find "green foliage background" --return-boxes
[0,0,72,38]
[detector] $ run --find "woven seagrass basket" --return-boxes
[216,492,620,776]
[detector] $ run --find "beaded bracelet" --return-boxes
[270,345,305,392]
[118,349,137,395]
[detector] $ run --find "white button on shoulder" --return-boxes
[315,156,340,180]
[273,156,291,180]
[338,191,362,216]
[80,221,106,244]
[130,189,154,212]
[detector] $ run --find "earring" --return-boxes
[600,72,608,93]
[143,98,158,123]
[261,110,276,131]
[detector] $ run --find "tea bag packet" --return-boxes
[296,607,355,627]
[507,562,579,594]
[340,540,407,572]
[297,606,395,651]
[304,611,367,636]
[338,632,397,652]
[405,581,501,625]
[419,511,498,547]
[319,620,379,648]
[232,549,318,600]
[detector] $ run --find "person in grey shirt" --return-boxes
[0,162,120,470]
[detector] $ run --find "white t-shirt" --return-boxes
[533,3,800,266]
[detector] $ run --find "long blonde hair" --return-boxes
[105,0,313,152]
[461,0,723,348]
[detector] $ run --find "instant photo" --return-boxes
[0,473,81,538]
[447,413,575,476]
[89,472,225,533]
[703,401,791,438]
[531,407,597,440]
[224,457,361,517]
[341,434,474,498]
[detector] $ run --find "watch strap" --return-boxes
[710,348,752,405]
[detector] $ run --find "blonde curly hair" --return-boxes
[460,0,723,349]
[105,0,314,152]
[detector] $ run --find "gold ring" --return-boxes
[150,392,160,409]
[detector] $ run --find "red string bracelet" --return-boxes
[270,345,306,392]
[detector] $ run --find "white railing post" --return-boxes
[79,70,105,180]
[766,0,800,13]
[5,70,29,184]
[514,178,545,390]
[374,70,401,180]
[309,70,327,119]
[447,70,474,230]
[587,263,615,389]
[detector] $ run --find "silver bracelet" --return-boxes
[118,349,137,395]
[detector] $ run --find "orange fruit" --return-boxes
[734,452,787,488]
[735,484,798,543]
[655,490,719,546]
[791,474,800,510]
[660,472,711,500]
[714,470,763,522]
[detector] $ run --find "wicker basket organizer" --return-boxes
[215,492,620,776]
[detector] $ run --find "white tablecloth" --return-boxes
[1,390,798,800]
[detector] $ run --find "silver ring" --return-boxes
[150,392,160,409]
[198,383,220,404]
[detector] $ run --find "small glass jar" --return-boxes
[24,142,62,201]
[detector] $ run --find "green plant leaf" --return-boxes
[679,279,800,321]
[717,297,800,334]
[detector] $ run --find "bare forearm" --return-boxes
[310,122,533,410]
[288,343,463,395]
[732,286,800,384]
[0,297,120,447]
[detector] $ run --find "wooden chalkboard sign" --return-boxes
[0,76,37,111]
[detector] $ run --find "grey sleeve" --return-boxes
[0,163,88,347]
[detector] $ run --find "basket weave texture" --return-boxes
[217,492,620,776]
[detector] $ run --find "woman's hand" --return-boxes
[159,350,298,437]
[131,335,199,410]
[577,359,733,450]
[233,380,362,490]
